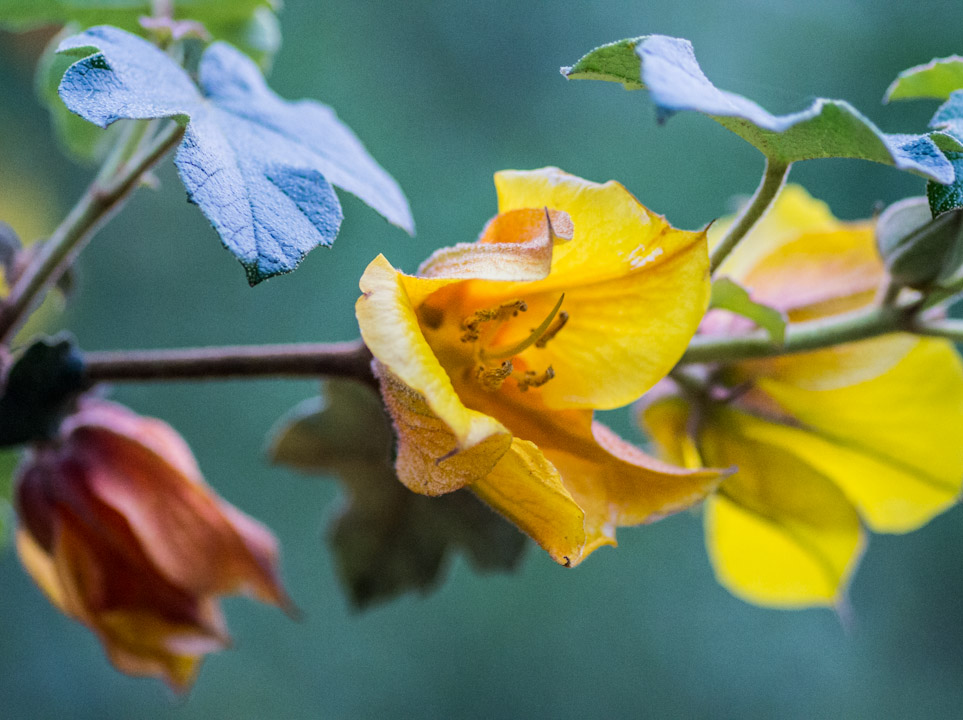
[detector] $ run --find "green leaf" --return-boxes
[0,449,16,552]
[876,196,932,258]
[929,152,963,215]
[58,26,414,284]
[35,26,120,164]
[0,221,21,287]
[269,381,526,610]
[562,36,954,182]
[709,277,787,344]
[0,334,89,448]
[877,197,963,289]
[0,0,280,64]
[925,94,963,216]
[885,56,963,102]
[931,91,963,143]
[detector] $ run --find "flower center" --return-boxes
[460,294,567,392]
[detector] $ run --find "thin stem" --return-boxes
[709,159,791,275]
[679,303,912,365]
[911,318,963,342]
[0,122,185,345]
[84,340,376,386]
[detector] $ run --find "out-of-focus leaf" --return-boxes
[0,335,89,448]
[709,277,787,344]
[0,222,21,293]
[269,381,526,609]
[0,0,281,65]
[57,26,414,284]
[0,449,16,551]
[562,36,954,182]
[885,56,963,102]
[36,26,120,164]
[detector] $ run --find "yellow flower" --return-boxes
[15,399,290,690]
[641,185,963,608]
[356,167,722,566]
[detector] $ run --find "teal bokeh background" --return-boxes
[2,1,963,717]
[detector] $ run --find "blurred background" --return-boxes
[1,0,962,717]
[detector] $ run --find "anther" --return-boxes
[476,360,514,391]
[480,294,565,361]
[534,311,569,348]
[516,366,555,392]
[461,300,527,342]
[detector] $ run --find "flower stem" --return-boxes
[0,122,185,345]
[709,159,791,275]
[911,318,963,343]
[679,302,912,365]
[84,340,375,385]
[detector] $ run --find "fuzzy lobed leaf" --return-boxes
[562,36,955,182]
[269,381,526,609]
[923,90,963,215]
[57,26,413,284]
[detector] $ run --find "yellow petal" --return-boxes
[377,365,512,495]
[736,334,917,390]
[461,384,723,564]
[710,184,842,280]
[639,395,706,470]
[489,168,711,409]
[16,529,69,611]
[700,409,865,608]
[739,225,880,316]
[751,338,963,532]
[417,208,572,282]
[471,438,586,566]
[357,254,509,454]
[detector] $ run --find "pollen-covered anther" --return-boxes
[534,311,569,348]
[516,366,555,392]
[477,360,514,391]
[460,300,527,342]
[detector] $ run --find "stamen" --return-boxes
[516,366,555,392]
[480,294,565,361]
[461,300,527,342]
[534,311,569,348]
[476,360,514,391]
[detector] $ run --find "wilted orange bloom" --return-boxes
[15,399,289,690]
[357,167,724,566]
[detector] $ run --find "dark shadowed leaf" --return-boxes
[0,335,89,447]
[709,277,787,344]
[562,36,954,181]
[269,381,526,609]
[57,26,413,284]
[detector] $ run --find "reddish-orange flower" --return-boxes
[14,399,289,690]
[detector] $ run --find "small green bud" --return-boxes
[876,197,963,290]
